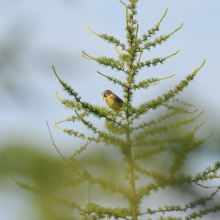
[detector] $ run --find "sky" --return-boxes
[0,0,220,219]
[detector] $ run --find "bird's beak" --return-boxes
[101,93,105,100]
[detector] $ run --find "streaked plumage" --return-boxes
[101,90,123,111]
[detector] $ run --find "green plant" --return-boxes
[13,1,220,219]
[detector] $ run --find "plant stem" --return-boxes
[125,2,138,219]
[126,121,137,219]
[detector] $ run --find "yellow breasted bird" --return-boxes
[101,90,123,111]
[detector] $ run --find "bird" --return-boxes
[101,90,123,111]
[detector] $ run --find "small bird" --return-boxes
[101,90,123,111]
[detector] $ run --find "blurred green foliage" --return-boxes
[1,112,219,219]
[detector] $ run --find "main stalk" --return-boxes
[125,1,138,219]
[125,117,138,219]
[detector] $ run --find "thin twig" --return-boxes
[194,181,220,189]
[46,121,84,176]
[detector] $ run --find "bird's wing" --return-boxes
[115,96,124,107]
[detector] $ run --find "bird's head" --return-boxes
[101,90,113,100]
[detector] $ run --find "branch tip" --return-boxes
[81,196,87,206]
[156,8,168,28]
[114,46,123,59]
[159,74,175,81]
[167,22,184,38]
[52,65,60,80]
[82,50,96,60]
[55,123,65,131]
[137,47,142,65]
[56,92,62,102]
[87,26,100,37]
[119,0,127,6]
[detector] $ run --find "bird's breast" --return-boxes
[105,95,121,111]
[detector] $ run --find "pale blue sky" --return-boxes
[0,0,220,219]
